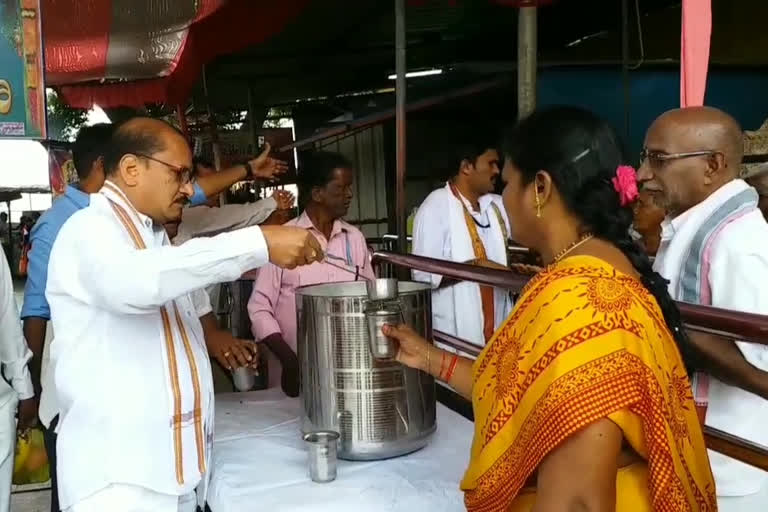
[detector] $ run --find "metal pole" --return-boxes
[517,6,537,119]
[176,104,189,139]
[201,65,222,172]
[395,0,407,254]
[247,86,259,153]
[621,0,631,141]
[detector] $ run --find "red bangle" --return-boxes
[444,354,459,382]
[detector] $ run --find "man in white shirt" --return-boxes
[638,106,768,511]
[0,248,36,512]
[411,135,512,349]
[44,117,323,512]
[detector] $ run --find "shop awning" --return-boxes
[44,0,311,108]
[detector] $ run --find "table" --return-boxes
[208,388,474,512]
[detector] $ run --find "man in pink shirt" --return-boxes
[248,152,374,396]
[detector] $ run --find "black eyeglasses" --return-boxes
[135,153,193,184]
[640,148,720,169]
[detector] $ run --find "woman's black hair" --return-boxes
[503,106,698,371]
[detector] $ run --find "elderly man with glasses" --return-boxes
[638,106,768,511]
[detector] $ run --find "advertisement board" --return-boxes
[0,0,46,138]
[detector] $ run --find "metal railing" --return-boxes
[372,250,768,471]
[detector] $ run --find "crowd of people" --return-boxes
[0,103,766,511]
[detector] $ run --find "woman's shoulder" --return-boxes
[518,255,655,319]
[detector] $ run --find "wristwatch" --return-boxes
[243,161,254,179]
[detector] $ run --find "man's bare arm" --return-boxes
[687,330,768,400]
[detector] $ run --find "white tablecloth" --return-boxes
[208,388,474,512]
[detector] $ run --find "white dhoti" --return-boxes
[66,484,197,512]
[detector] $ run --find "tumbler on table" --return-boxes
[303,430,340,483]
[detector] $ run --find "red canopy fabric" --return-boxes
[44,0,311,108]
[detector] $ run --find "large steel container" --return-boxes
[296,281,436,460]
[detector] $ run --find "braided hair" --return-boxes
[503,106,697,371]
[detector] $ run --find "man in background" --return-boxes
[0,245,36,512]
[741,119,768,220]
[632,189,666,255]
[639,106,768,511]
[411,133,512,350]
[0,212,9,264]
[248,151,374,397]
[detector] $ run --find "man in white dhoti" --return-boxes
[411,135,512,349]
[45,117,323,512]
[639,106,768,511]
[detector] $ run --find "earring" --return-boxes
[535,188,542,218]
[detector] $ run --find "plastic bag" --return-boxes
[13,428,50,485]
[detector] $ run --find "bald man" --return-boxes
[639,107,768,510]
[44,117,323,512]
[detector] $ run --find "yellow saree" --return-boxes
[461,256,716,511]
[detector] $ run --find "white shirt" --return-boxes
[172,197,278,311]
[0,249,34,408]
[412,184,512,348]
[45,183,270,509]
[654,179,768,496]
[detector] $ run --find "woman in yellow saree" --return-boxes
[385,107,716,511]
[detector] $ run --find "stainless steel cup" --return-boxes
[365,307,401,360]
[365,278,399,301]
[303,430,340,483]
[232,366,256,392]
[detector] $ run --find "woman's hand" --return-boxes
[382,324,431,372]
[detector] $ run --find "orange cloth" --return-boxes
[449,184,495,341]
[461,255,717,511]
[681,0,712,107]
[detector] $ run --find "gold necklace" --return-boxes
[552,232,594,263]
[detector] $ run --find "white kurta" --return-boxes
[0,248,34,512]
[654,179,768,499]
[45,183,270,510]
[412,184,512,348]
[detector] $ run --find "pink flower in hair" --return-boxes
[612,165,639,206]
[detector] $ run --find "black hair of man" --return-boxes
[297,151,353,200]
[102,117,183,177]
[439,127,501,180]
[0,212,7,221]
[72,123,116,181]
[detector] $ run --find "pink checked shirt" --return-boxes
[247,211,374,388]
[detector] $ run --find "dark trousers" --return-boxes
[43,416,59,512]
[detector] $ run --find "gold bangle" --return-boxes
[425,345,431,374]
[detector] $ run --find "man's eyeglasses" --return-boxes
[639,148,720,169]
[135,153,193,184]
